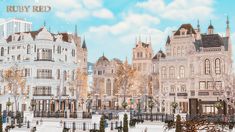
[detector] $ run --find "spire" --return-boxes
[102,52,104,57]
[197,19,200,32]
[208,20,214,34]
[166,36,170,45]
[75,25,78,37]
[82,36,87,50]
[226,16,230,29]
[138,35,141,42]
[43,20,46,27]
[226,16,230,37]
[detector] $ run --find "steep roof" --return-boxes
[194,34,228,50]
[174,24,196,35]
[82,39,87,49]
[201,34,224,47]
[165,36,171,45]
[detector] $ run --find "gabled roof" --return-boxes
[174,24,196,35]
[152,50,166,60]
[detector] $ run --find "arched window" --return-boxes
[17,55,21,60]
[181,46,185,56]
[64,71,67,81]
[179,66,185,78]
[1,47,4,56]
[169,66,175,78]
[215,58,221,74]
[170,85,175,92]
[177,47,180,55]
[27,44,30,54]
[161,67,167,79]
[205,59,210,75]
[106,79,111,96]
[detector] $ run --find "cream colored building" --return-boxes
[157,19,233,114]
[92,55,122,109]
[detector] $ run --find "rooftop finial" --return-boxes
[226,16,230,28]
[139,35,141,42]
[197,19,200,31]
[75,25,78,36]
[103,52,104,57]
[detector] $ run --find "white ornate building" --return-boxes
[0,26,87,113]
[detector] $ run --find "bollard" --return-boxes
[83,122,86,131]
[94,123,96,130]
[115,121,118,128]
[27,121,30,128]
[111,122,113,130]
[64,122,66,129]
[72,122,76,132]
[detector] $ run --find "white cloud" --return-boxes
[136,0,214,20]
[92,8,114,19]
[34,0,113,21]
[84,13,174,62]
[82,0,103,9]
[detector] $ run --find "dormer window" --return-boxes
[180,28,187,36]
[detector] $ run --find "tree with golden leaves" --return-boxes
[114,60,136,104]
[1,65,26,112]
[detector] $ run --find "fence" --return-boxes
[186,114,235,123]
[131,112,174,122]
[64,121,123,131]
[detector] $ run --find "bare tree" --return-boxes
[1,65,26,112]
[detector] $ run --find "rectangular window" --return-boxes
[199,81,206,90]
[215,81,222,90]
[37,69,52,79]
[33,86,51,96]
[37,48,52,61]
[207,81,213,89]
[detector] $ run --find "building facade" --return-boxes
[0,18,32,39]
[92,55,122,109]
[0,26,87,113]
[156,20,233,114]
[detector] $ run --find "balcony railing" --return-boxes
[33,94,52,96]
[34,59,54,62]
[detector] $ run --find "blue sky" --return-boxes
[0,0,235,63]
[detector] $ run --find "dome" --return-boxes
[208,24,214,29]
[96,55,109,65]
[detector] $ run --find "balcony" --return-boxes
[34,59,54,62]
[33,94,53,96]
[177,93,188,96]
[35,77,53,79]
[198,92,209,96]
[169,93,175,96]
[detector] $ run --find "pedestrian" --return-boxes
[144,127,147,132]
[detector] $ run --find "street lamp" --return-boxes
[95,93,99,111]
[103,94,107,110]
[115,94,119,110]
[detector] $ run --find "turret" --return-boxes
[208,20,214,34]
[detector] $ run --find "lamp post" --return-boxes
[95,94,99,111]
[103,94,107,110]
[116,94,119,110]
